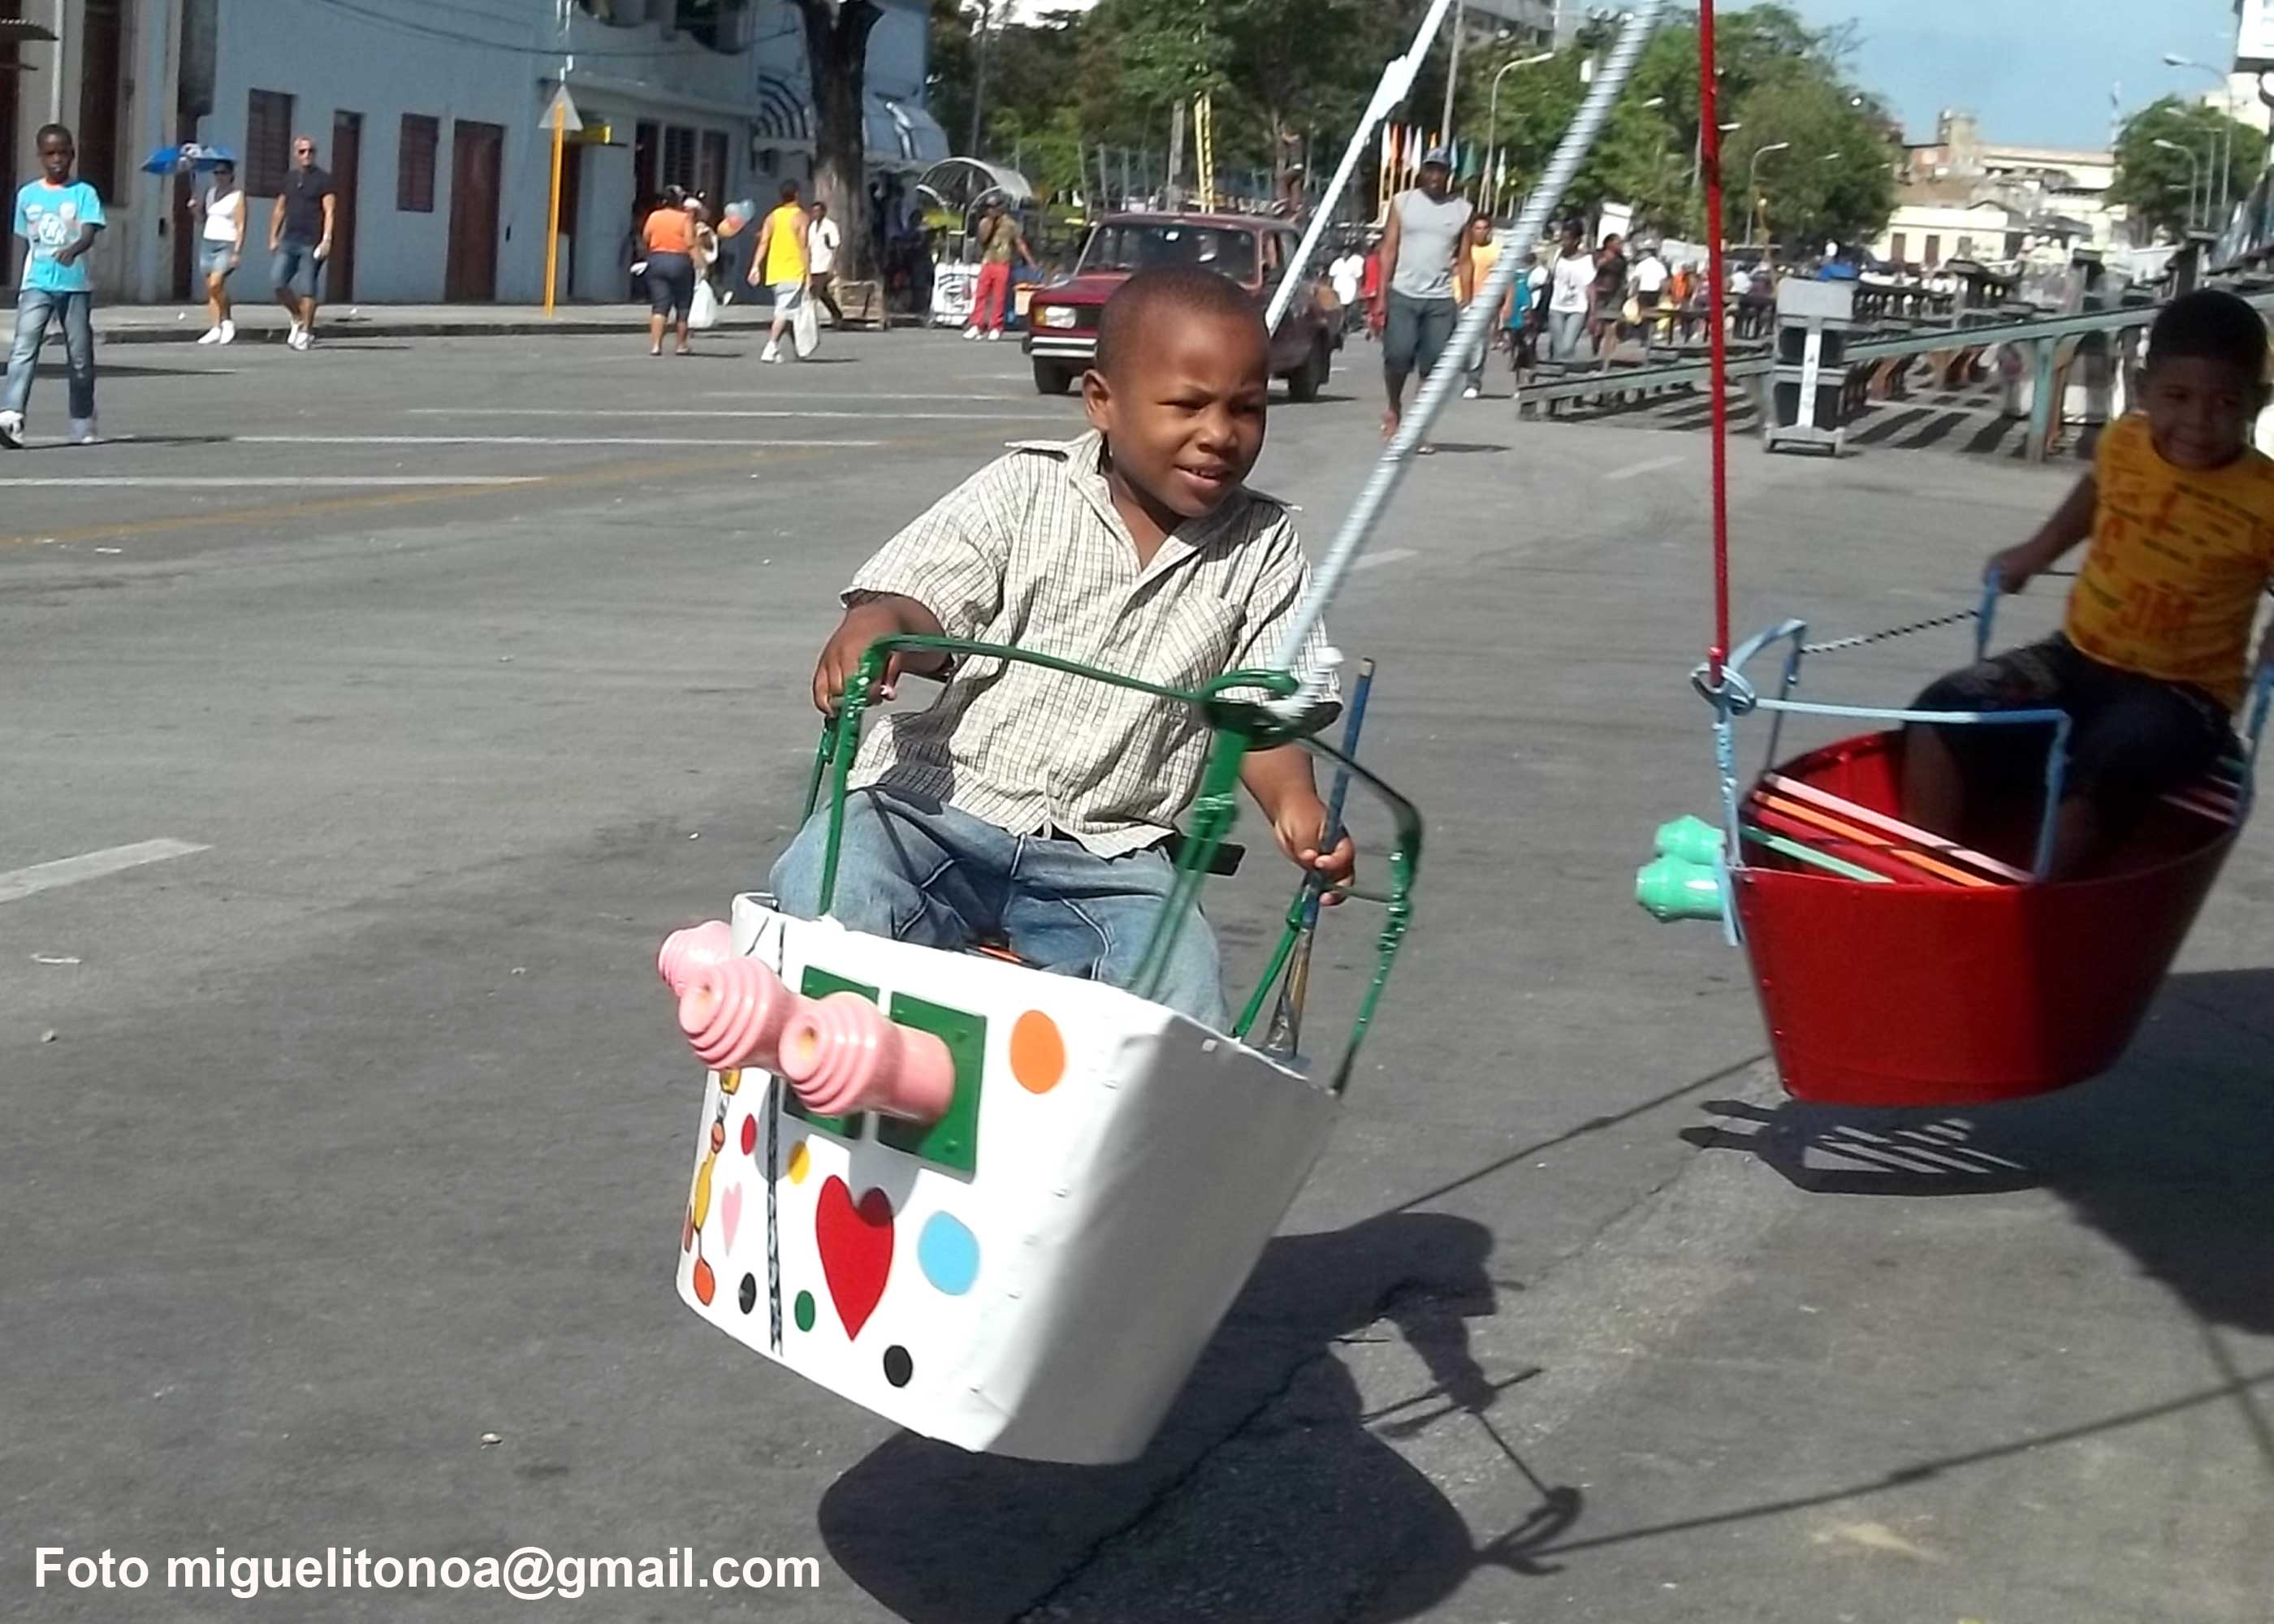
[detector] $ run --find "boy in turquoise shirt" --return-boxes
[3,123,106,448]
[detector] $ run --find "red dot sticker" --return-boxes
[739,1114,758,1155]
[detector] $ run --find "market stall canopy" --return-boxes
[914,158,1037,217]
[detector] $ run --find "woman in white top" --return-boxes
[190,159,246,344]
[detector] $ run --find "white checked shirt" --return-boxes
[843,431,1335,857]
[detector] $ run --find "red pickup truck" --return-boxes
[1022,212,1342,400]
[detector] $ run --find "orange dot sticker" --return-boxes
[1010,1010,1067,1094]
[786,1141,812,1185]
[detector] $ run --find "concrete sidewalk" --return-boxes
[79,300,929,344]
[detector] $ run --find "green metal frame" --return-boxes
[799,634,1424,1095]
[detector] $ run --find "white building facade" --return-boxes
[3,0,945,305]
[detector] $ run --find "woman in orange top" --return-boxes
[642,188,698,357]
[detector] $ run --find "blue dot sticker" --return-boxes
[915,1212,980,1296]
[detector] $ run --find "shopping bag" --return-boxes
[793,296,820,358]
[689,279,719,331]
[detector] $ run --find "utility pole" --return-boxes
[1168,98,1187,209]
[966,0,994,154]
[1439,1,1464,149]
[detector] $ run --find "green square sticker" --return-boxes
[875,993,985,1177]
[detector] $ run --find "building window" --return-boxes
[76,0,126,200]
[663,125,697,191]
[698,130,728,205]
[1923,234,1941,267]
[398,114,439,212]
[1889,231,1906,263]
[247,89,295,197]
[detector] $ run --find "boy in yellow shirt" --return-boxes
[1904,289,2274,876]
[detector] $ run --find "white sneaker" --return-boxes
[986,330,1001,342]
[287,320,304,346]
[0,410,22,451]
[218,320,236,346]
[289,329,312,352]
[961,326,979,341]
[760,343,781,364]
[67,417,98,446]
[197,326,224,345]
[1462,386,1480,400]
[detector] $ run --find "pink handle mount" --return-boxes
[778,991,956,1124]
[679,957,802,1073]
[657,920,735,997]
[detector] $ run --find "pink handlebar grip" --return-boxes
[679,957,805,1073]
[657,920,735,997]
[777,991,957,1123]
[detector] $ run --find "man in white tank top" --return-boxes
[1372,147,1472,447]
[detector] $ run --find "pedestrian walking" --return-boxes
[1371,146,1472,446]
[807,200,845,327]
[267,133,334,351]
[1631,240,1667,353]
[962,198,1032,342]
[748,180,811,365]
[1546,223,1593,363]
[640,186,698,356]
[191,157,245,345]
[1329,245,1363,335]
[1459,214,1502,399]
[2,123,105,449]
[1589,231,1628,358]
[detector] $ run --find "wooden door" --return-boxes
[446,120,504,302]
[327,110,362,303]
[556,141,583,300]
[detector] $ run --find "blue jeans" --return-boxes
[1381,290,1458,381]
[4,288,96,421]
[769,787,1230,1030]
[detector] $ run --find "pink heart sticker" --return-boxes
[720,1181,744,1255]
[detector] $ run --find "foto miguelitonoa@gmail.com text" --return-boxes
[33,1544,823,1601]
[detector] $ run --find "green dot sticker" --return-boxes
[793,1290,816,1333]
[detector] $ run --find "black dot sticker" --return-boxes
[882,1345,913,1388]
[737,1272,758,1315]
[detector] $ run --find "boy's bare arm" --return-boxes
[1990,473,2096,591]
[1239,745,1356,900]
[813,594,951,713]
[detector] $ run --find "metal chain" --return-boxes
[1800,607,1983,657]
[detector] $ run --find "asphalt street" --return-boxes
[3,322,2269,1622]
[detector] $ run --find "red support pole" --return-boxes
[1699,0,1731,685]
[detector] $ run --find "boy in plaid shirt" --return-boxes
[772,268,1354,1028]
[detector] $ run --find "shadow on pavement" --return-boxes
[818,1211,1546,1621]
[1680,968,2274,1336]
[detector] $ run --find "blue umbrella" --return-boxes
[141,142,237,175]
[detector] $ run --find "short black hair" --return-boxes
[779,179,802,204]
[36,123,73,148]
[1093,266,1267,378]
[2150,289,2268,378]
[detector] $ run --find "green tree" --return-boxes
[2112,95,2263,239]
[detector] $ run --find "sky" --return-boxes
[1781,0,2246,149]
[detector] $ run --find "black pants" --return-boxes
[644,252,695,321]
[1911,635,2233,828]
[810,271,845,325]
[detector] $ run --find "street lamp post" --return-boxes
[2163,53,2234,220]
[1440,1,1464,149]
[2154,136,2206,231]
[1484,50,1555,214]
[1745,140,1790,248]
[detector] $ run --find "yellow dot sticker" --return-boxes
[785,1140,811,1185]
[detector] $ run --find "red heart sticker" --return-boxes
[815,1176,894,1340]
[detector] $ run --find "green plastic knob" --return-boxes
[1654,814,1724,866]
[1636,854,1726,922]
